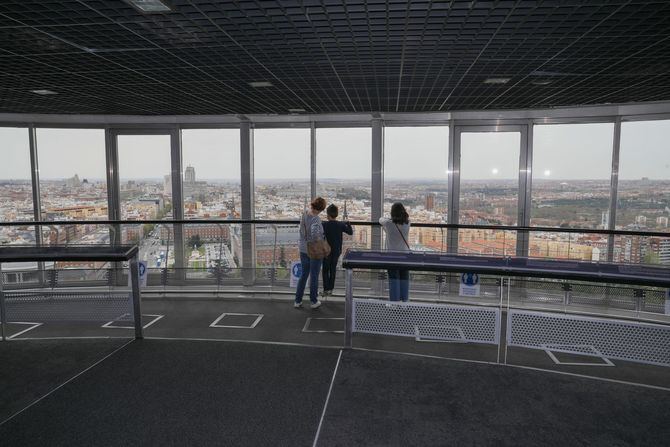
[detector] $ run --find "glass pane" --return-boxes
[254,128,310,219]
[459,132,520,225]
[181,129,241,219]
[0,127,34,245]
[36,128,108,226]
[384,126,449,226]
[531,123,613,229]
[117,134,173,221]
[617,120,670,233]
[316,127,371,220]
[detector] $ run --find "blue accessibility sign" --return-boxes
[292,262,302,278]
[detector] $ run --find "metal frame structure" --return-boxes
[1,100,670,278]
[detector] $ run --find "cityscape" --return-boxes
[1,162,669,274]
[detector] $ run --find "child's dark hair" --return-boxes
[391,202,409,225]
[326,204,338,218]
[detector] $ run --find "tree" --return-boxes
[188,234,202,248]
[279,246,287,268]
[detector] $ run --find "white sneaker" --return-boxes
[294,302,303,308]
[310,300,322,309]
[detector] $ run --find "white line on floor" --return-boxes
[313,349,343,447]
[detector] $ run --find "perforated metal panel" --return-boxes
[353,299,499,344]
[507,310,670,367]
[5,291,133,322]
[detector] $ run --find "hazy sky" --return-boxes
[182,129,240,180]
[533,123,613,180]
[384,126,448,179]
[317,127,371,180]
[1,122,669,181]
[118,134,172,179]
[254,128,310,180]
[461,132,520,180]
[37,128,106,180]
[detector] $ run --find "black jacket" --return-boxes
[322,220,353,255]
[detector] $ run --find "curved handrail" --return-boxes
[1,219,668,238]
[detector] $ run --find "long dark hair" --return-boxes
[391,202,409,225]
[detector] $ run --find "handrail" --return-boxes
[1,219,669,238]
[0,244,143,340]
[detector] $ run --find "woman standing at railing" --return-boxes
[295,197,328,309]
[380,202,411,302]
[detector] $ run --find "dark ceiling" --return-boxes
[1,0,670,116]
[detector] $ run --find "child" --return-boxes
[321,204,353,296]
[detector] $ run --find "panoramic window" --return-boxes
[530,123,613,261]
[531,123,613,228]
[316,127,371,219]
[316,127,371,252]
[36,128,108,245]
[458,131,519,256]
[0,127,34,245]
[118,134,174,267]
[616,120,670,264]
[254,128,310,219]
[253,128,310,279]
[181,129,241,277]
[384,126,449,252]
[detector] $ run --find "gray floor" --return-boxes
[1,339,669,446]
[6,297,670,389]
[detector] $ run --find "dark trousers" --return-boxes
[321,251,340,292]
[387,269,410,301]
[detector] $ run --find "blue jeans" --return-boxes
[295,252,322,304]
[387,269,409,302]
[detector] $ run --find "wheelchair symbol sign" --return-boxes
[128,261,148,288]
[290,261,302,288]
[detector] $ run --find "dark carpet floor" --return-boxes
[317,350,670,447]
[0,339,339,447]
[0,338,131,423]
[2,339,669,447]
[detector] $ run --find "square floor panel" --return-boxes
[102,314,164,330]
[1,322,42,339]
[210,313,263,329]
[542,344,614,367]
[302,318,344,334]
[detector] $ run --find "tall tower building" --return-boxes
[425,193,435,211]
[163,174,172,196]
[185,165,196,184]
[601,210,609,228]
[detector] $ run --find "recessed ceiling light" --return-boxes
[288,108,306,113]
[31,89,58,95]
[124,0,172,13]
[491,168,499,175]
[249,81,273,88]
[483,78,510,84]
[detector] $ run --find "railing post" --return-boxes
[129,255,143,339]
[344,268,353,348]
[0,263,6,341]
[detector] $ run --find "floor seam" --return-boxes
[312,349,343,447]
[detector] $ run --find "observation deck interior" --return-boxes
[2,0,670,445]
